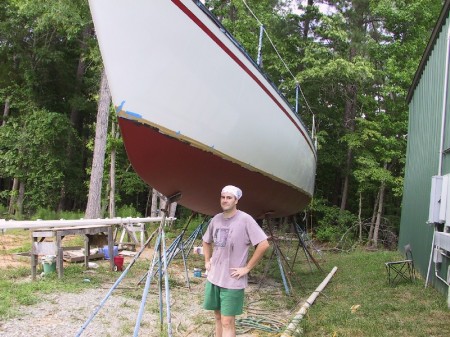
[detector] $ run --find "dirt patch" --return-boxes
[0,232,31,269]
[0,277,289,337]
[0,254,29,269]
[0,232,26,251]
[0,245,295,337]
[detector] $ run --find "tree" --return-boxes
[85,70,110,219]
[0,110,81,214]
[0,0,99,213]
[107,117,119,218]
[0,0,443,238]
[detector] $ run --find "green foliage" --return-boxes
[315,224,344,242]
[0,0,100,215]
[0,204,8,217]
[0,0,444,237]
[116,204,142,218]
[0,110,83,213]
[307,198,357,242]
[31,208,84,221]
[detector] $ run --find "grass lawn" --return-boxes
[297,248,449,337]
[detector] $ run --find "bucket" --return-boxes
[43,262,56,274]
[103,245,118,260]
[193,268,202,277]
[113,255,124,272]
[193,246,204,255]
[42,255,57,275]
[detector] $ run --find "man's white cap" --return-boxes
[221,185,243,200]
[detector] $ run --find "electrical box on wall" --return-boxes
[433,247,443,263]
[429,176,444,224]
[441,174,449,224]
[444,174,450,227]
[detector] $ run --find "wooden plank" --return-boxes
[31,230,54,237]
[32,242,57,255]
[63,251,105,263]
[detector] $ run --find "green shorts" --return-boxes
[203,281,245,316]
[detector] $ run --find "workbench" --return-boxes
[31,225,114,279]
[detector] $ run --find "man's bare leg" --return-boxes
[220,315,236,337]
[214,310,223,337]
[213,311,236,337]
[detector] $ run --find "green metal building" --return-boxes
[400,0,450,295]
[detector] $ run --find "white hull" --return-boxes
[89,0,316,217]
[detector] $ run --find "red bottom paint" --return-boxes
[119,118,311,219]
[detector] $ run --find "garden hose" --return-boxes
[236,316,285,334]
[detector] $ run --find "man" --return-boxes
[202,185,270,337]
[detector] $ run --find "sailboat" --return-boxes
[89,0,317,218]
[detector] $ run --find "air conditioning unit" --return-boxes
[429,176,444,224]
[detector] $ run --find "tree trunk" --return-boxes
[57,27,91,212]
[2,98,10,126]
[57,186,66,212]
[151,188,158,217]
[302,0,314,39]
[372,174,387,247]
[169,202,177,218]
[70,26,90,133]
[159,193,167,213]
[8,178,19,215]
[109,119,118,218]
[145,188,152,216]
[367,190,380,243]
[16,180,25,216]
[85,69,111,219]
[358,192,362,241]
[339,40,358,211]
[340,147,353,211]
[3,99,12,213]
[102,180,110,216]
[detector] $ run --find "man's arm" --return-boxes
[230,239,270,279]
[203,240,213,271]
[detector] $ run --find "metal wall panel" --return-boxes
[400,17,450,294]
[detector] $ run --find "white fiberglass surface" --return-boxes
[89,0,315,194]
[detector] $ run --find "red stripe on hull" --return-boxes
[119,118,311,219]
[171,0,315,155]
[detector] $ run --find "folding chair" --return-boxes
[385,244,415,286]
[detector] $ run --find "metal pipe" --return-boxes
[183,220,206,257]
[161,226,173,336]
[280,267,338,337]
[434,263,450,286]
[133,233,161,336]
[312,114,316,147]
[448,266,450,309]
[438,25,450,176]
[256,24,264,67]
[0,216,175,230]
[158,233,164,332]
[276,247,290,295]
[425,225,436,287]
[75,228,158,337]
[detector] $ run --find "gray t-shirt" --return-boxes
[202,210,268,289]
